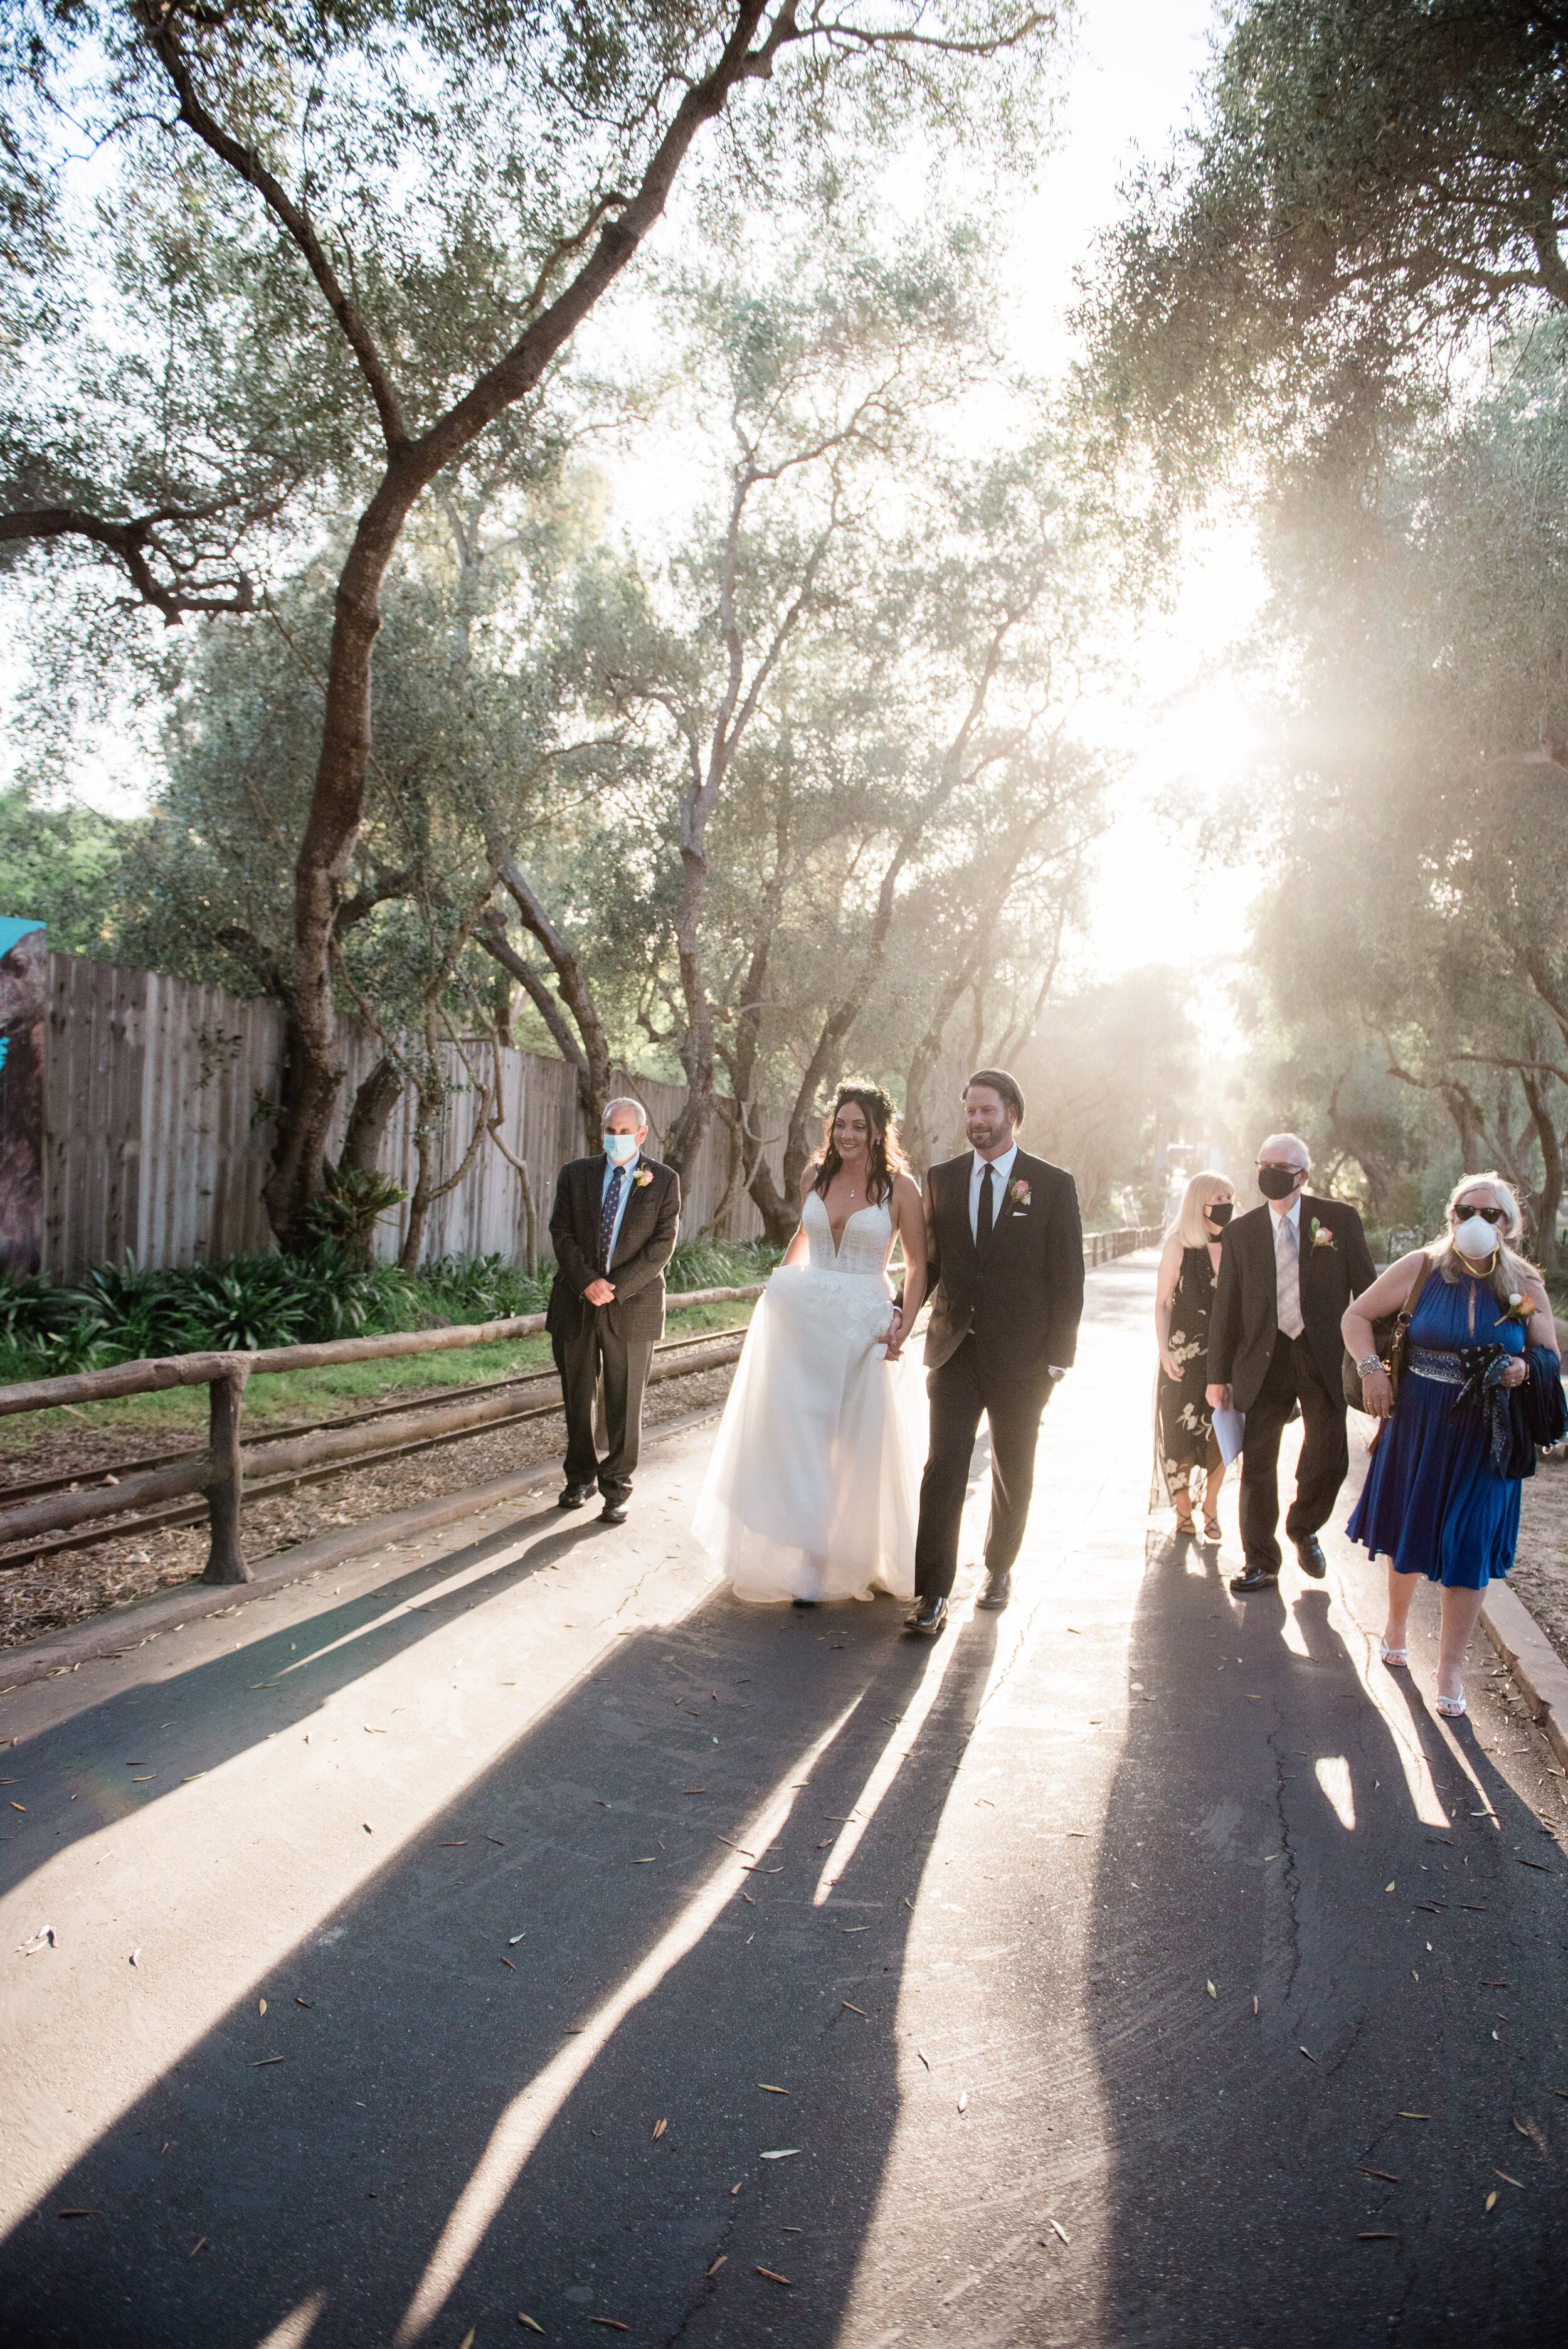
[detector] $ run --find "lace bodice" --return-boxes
[802,1190,893,1280]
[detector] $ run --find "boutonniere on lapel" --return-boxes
[1307,1216,1336,1250]
[632,1165,654,1188]
[1009,1178,1031,1207]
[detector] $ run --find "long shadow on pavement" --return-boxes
[1088,1537,1568,2347]
[0,1501,609,1901]
[0,1588,1000,2348]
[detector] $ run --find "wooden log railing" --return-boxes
[0,1226,1166,1588]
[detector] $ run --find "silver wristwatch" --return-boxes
[1355,1354,1383,1378]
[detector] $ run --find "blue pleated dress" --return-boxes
[1346,1273,1525,1589]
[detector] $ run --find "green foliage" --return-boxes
[665,1236,780,1291]
[1082,0,1568,497]
[417,1254,554,1323]
[304,1162,410,1260]
[0,786,132,955]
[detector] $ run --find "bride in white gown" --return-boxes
[694,1085,928,1605]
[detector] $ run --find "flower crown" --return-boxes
[832,1079,898,1129]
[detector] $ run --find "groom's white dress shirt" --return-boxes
[968,1142,1019,1241]
[968,1143,1066,1380]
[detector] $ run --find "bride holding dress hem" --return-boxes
[694,1083,927,1606]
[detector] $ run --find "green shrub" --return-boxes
[666,1236,780,1291]
[418,1253,553,1322]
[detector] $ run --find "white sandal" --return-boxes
[1379,1641,1409,1669]
[1435,1688,1467,1719]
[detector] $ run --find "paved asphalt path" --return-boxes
[2,1252,1566,2349]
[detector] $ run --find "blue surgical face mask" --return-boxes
[603,1131,639,1165]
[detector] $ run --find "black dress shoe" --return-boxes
[791,1597,818,1609]
[904,1593,948,1638]
[1295,1534,1327,1580]
[1229,1561,1279,1594]
[975,1567,1011,1611]
[558,1482,594,1511]
[600,1502,628,1526]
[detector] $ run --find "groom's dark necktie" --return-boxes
[977,1159,995,1248]
[599,1165,625,1273]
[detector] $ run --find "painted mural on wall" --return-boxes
[0,920,46,1276]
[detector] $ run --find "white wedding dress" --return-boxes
[693,1192,920,1604]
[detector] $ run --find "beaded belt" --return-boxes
[1408,1345,1465,1386]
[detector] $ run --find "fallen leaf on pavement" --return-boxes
[1496,2170,1524,2187]
[517,2318,545,2336]
[1205,1981,1217,1999]
[589,2323,628,2333]
[707,2256,726,2276]
[189,2237,206,2256]
[917,2049,930,2069]
[1397,2111,1430,2121]
[1049,2219,1069,2244]
[1300,2047,1317,2062]
[1485,2190,1498,2212]
[760,2150,800,2160]
[501,1957,517,1971]
[755,2267,792,2286]
[653,2118,668,2139]
[459,2331,475,2349]
[1358,2232,1396,2242]
[258,1999,266,2015]
[295,1998,313,2008]
[56,2210,93,2220]
[956,2092,968,2113]
[1384,1882,1396,1893]
[440,1841,468,1848]
[129,1949,140,1967]
[251,2057,284,2067]
[842,1926,867,1934]
[842,2003,867,2017]
[1360,2169,1399,2183]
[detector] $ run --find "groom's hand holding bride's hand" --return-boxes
[584,1277,616,1307]
[882,1305,904,1361]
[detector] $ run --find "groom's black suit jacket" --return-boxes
[921,1148,1084,1383]
[1207,1194,1376,1412]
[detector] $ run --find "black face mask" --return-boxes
[1257,1165,1301,1201]
[1205,1201,1234,1227]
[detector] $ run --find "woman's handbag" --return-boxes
[1341,1253,1433,1413]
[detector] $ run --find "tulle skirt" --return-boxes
[692,1261,921,1603]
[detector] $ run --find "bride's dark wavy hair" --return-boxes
[812,1083,908,1209]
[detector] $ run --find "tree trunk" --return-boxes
[488,868,614,1145]
[1519,1069,1562,1273]
[338,1053,404,1176]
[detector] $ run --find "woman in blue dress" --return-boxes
[1342,1174,1560,1719]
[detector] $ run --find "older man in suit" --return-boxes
[546,1096,681,1525]
[1206,1131,1376,1593]
[903,1068,1084,1638]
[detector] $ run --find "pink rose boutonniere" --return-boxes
[1308,1216,1336,1250]
[1009,1178,1031,1206]
[633,1165,654,1188]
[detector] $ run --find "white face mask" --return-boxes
[603,1131,640,1166]
[1454,1213,1501,1259]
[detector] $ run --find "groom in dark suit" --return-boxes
[1206,1131,1376,1593]
[546,1097,681,1525]
[903,1069,1084,1637]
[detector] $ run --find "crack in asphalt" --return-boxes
[1266,1726,1305,2012]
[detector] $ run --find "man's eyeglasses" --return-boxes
[1454,1202,1508,1226]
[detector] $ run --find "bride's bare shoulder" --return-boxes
[799,1159,823,1202]
[889,1169,923,1210]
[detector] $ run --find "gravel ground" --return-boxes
[0,1364,735,1652]
[1512,1445,1568,1665]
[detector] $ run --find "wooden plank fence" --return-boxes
[42,954,776,1283]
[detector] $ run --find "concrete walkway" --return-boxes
[1,1254,1564,2347]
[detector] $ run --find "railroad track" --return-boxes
[0,1320,746,1571]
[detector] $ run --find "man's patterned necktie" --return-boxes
[599,1164,626,1274]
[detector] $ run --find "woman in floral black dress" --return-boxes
[1153,1171,1234,1538]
